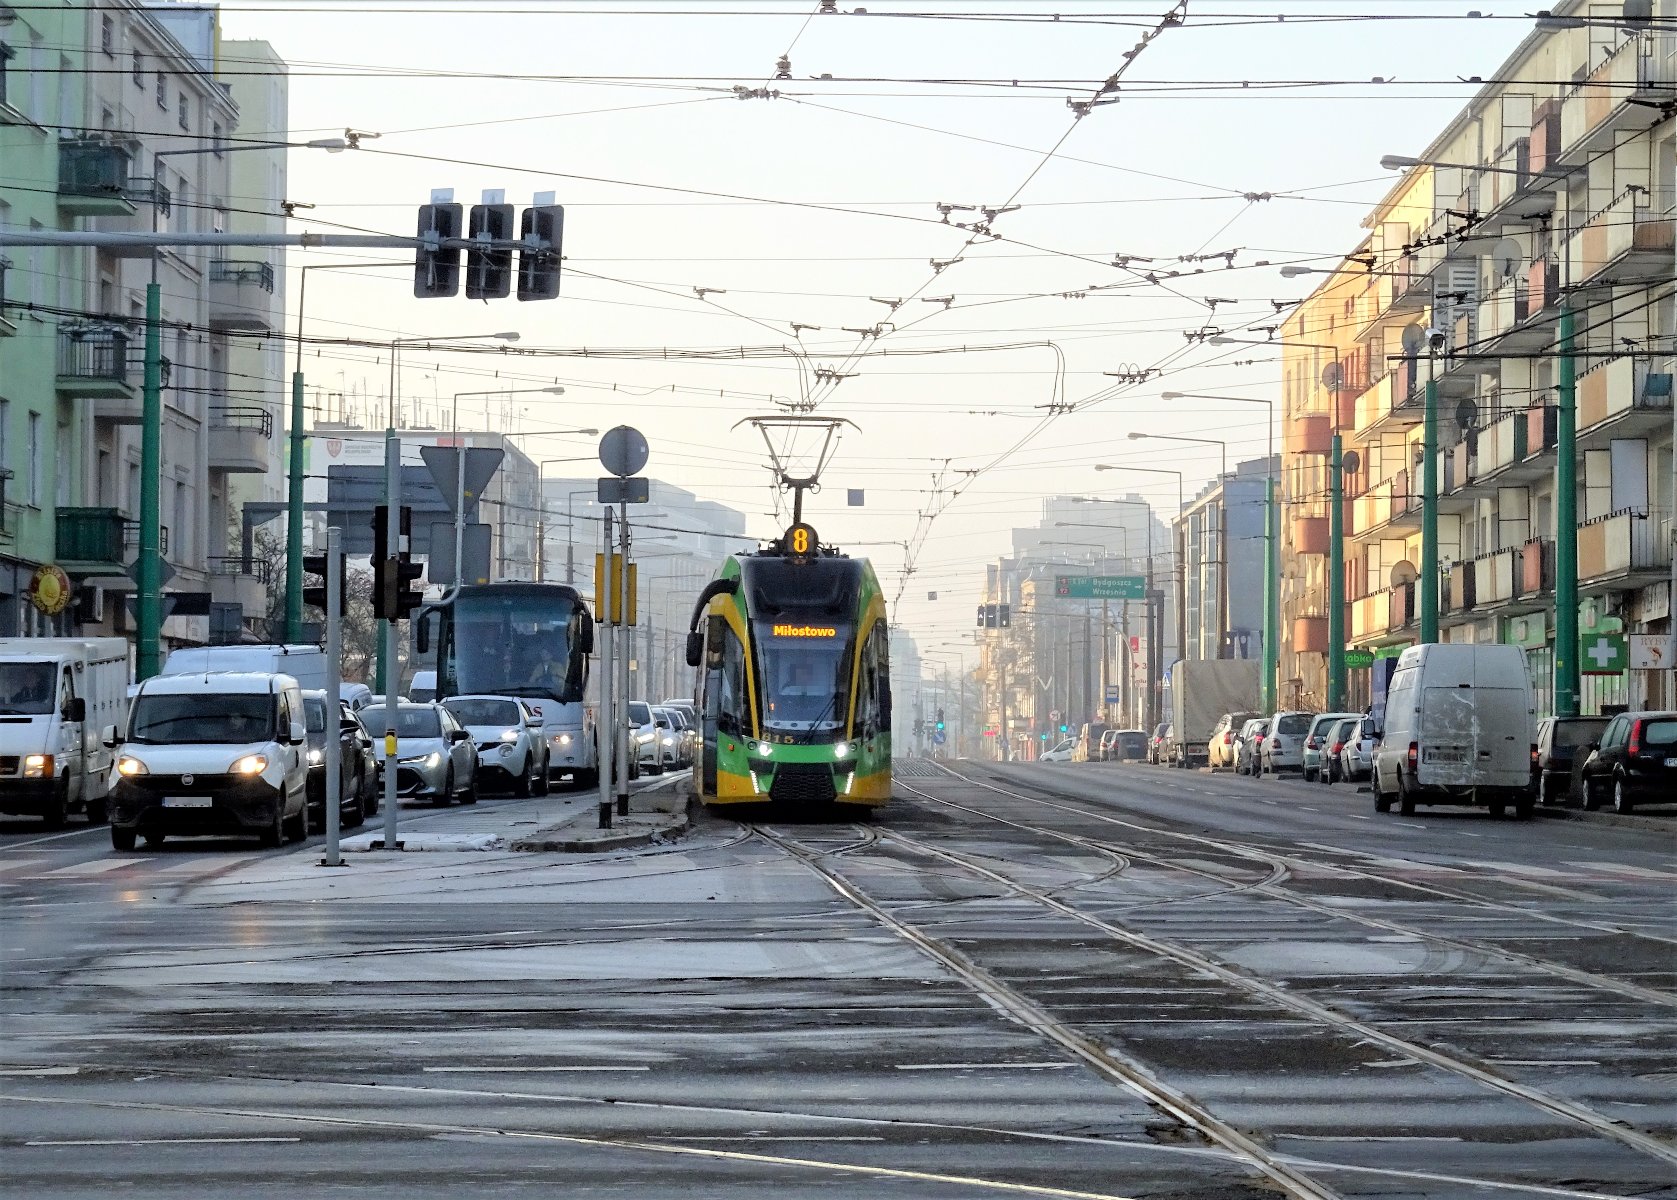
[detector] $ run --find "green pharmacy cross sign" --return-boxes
[1054,575,1145,600]
[1581,632,1626,675]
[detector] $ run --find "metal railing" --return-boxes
[209,405,274,437]
[55,507,126,565]
[209,260,276,292]
[56,323,131,383]
[208,555,274,584]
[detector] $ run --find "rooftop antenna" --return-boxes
[735,414,858,527]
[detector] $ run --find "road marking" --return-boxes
[1397,822,1427,829]
[0,825,110,853]
[1576,862,1677,881]
[895,1062,1075,1071]
[26,1137,301,1147]
[666,1136,886,1143]
[0,1066,79,1077]
[47,859,143,876]
[1488,1059,1602,1067]
[420,1065,649,1073]
[1345,814,1371,821]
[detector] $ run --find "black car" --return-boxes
[1579,710,1677,814]
[1535,715,1610,806]
[302,691,373,832]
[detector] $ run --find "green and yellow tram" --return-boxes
[685,520,891,810]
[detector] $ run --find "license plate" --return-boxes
[1425,747,1467,764]
[163,796,213,808]
[1666,757,1677,768]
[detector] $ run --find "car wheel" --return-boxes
[1614,776,1635,815]
[515,754,534,798]
[1374,767,1392,813]
[1397,772,1416,816]
[41,781,69,830]
[1582,775,1605,811]
[284,796,307,842]
[85,793,108,825]
[534,757,550,797]
[1488,802,1506,818]
[1514,790,1535,820]
[1303,766,1316,783]
[111,826,137,852]
[460,772,478,805]
[1538,774,1555,806]
[258,800,284,847]
[441,768,454,806]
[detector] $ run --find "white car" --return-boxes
[628,700,661,774]
[1233,719,1268,776]
[442,695,549,796]
[1339,715,1376,783]
[1261,711,1317,775]
[1040,737,1076,763]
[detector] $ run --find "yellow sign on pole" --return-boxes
[594,554,639,625]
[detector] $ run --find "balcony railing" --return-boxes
[1578,507,1673,581]
[1565,187,1676,285]
[54,507,126,568]
[56,324,131,384]
[208,555,274,585]
[57,139,132,197]
[1524,403,1558,459]
[209,260,276,291]
[1561,32,1675,154]
[210,405,275,437]
[1578,356,1675,432]
[1518,537,1555,599]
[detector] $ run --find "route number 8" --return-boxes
[792,527,810,554]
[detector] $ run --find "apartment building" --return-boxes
[1283,1,1675,714]
[1175,456,1278,663]
[0,0,288,646]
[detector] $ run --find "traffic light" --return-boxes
[998,603,1011,628]
[393,554,425,619]
[517,204,564,301]
[301,552,344,614]
[466,202,514,300]
[975,604,985,629]
[935,708,945,731]
[1060,723,1069,733]
[414,202,463,298]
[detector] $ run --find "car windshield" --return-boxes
[1554,718,1610,747]
[0,662,57,715]
[444,698,522,728]
[360,706,442,738]
[1277,714,1313,735]
[129,692,274,745]
[302,696,329,733]
[447,586,582,703]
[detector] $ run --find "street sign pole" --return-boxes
[323,526,343,868]
[597,507,615,830]
[381,435,402,852]
[616,498,632,818]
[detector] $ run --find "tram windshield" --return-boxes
[445,587,585,704]
[753,620,853,734]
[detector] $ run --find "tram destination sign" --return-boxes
[1054,575,1145,600]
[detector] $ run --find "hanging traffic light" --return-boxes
[998,603,1011,627]
[466,202,515,299]
[301,552,344,613]
[518,204,564,301]
[414,203,463,298]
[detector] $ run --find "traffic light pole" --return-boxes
[597,507,615,830]
[1554,304,1581,717]
[616,500,632,818]
[323,526,343,868]
[137,281,163,682]
[381,436,402,851]
[1328,433,1346,711]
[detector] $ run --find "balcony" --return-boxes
[55,324,136,400]
[1472,549,1517,611]
[1577,356,1673,444]
[1527,257,1561,315]
[1529,98,1563,174]
[54,507,127,575]
[1350,590,1388,643]
[1294,413,1332,456]
[1292,614,1328,655]
[1565,190,1675,288]
[57,139,136,216]
[1350,369,1423,439]
[208,407,274,474]
[208,556,272,617]
[208,260,278,331]
[1291,515,1330,556]
[1578,508,1673,589]
[1560,32,1676,158]
[1511,537,1555,611]
[1350,469,1421,539]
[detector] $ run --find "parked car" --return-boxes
[1261,711,1316,776]
[1209,711,1263,772]
[1371,644,1537,817]
[301,690,369,831]
[364,702,477,805]
[108,671,310,851]
[1317,717,1361,784]
[1579,710,1677,814]
[651,705,685,771]
[339,682,375,711]
[1075,722,1110,763]
[1233,719,1268,776]
[1040,737,1076,763]
[1110,729,1149,761]
[1338,715,1377,783]
[1535,715,1611,806]
[1147,723,1171,765]
[443,695,549,796]
[1302,712,1360,782]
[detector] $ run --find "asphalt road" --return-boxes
[1,760,1673,1199]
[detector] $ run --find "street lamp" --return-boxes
[1079,483,1179,731]
[1162,391,1278,712]
[135,138,346,679]
[1126,431,1230,662]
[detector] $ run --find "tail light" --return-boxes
[1224,732,1233,744]
[1331,741,1344,755]
[1629,720,1644,756]
[1305,737,1318,750]
[1530,743,1539,768]
[1407,741,1418,771]
[1271,736,1281,747]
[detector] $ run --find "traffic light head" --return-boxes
[394,555,425,620]
[1060,723,1068,733]
[998,603,1011,628]
[301,552,344,613]
[414,203,463,298]
[518,204,564,301]
[466,202,514,300]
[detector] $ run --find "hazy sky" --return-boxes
[221,0,1534,650]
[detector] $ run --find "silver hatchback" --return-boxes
[1261,711,1317,775]
[363,702,478,805]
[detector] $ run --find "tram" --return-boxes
[685,518,891,809]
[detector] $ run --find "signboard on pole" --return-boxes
[1054,575,1145,600]
[1343,648,1375,669]
[1581,632,1627,675]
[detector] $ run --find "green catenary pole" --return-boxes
[1420,353,1440,644]
[1554,304,1580,717]
[137,282,163,681]
[286,369,305,641]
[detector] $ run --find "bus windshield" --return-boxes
[753,620,853,735]
[444,586,585,703]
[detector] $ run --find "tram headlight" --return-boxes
[832,742,849,758]
[756,741,773,756]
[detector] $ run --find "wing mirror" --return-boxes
[685,630,704,668]
[449,728,471,744]
[101,723,120,749]
[288,721,308,745]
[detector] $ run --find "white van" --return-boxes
[107,671,310,851]
[1372,644,1537,818]
[408,670,437,704]
[162,644,327,692]
[0,638,129,826]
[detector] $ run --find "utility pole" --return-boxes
[1328,433,1346,710]
[1420,340,1441,643]
[597,507,615,829]
[1554,304,1580,716]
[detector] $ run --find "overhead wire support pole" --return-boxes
[598,506,615,830]
[617,499,632,818]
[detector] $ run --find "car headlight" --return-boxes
[231,754,268,776]
[832,742,848,758]
[554,733,571,747]
[425,752,442,768]
[500,729,521,742]
[116,755,148,777]
[307,748,324,765]
[23,753,53,778]
[662,736,674,746]
[500,742,516,755]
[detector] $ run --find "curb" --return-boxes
[510,795,695,853]
[1532,804,1671,830]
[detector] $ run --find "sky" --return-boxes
[213,0,1539,653]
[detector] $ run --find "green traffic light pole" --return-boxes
[1554,303,1580,717]
[1420,335,1442,644]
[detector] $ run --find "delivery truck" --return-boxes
[0,637,130,825]
[1168,659,1262,769]
[161,643,328,691]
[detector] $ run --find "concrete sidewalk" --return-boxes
[337,773,694,853]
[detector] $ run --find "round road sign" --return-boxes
[599,426,649,478]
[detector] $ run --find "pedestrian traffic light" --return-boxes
[1059,723,1068,733]
[976,604,986,628]
[517,204,564,301]
[370,504,411,563]
[301,552,344,613]
[414,202,463,298]
[999,603,1011,627]
[466,202,514,300]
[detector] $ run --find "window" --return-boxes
[172,480,187,564]
[0,43,13,109]
[155,70,166,110]
[0,399,9,481]
[25,411,39,507]
[177,91,188,131]
[100,15,114,56]
[131,49,142,87]
[211,121,223,156]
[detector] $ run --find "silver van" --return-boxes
[1372,644,1537,818]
